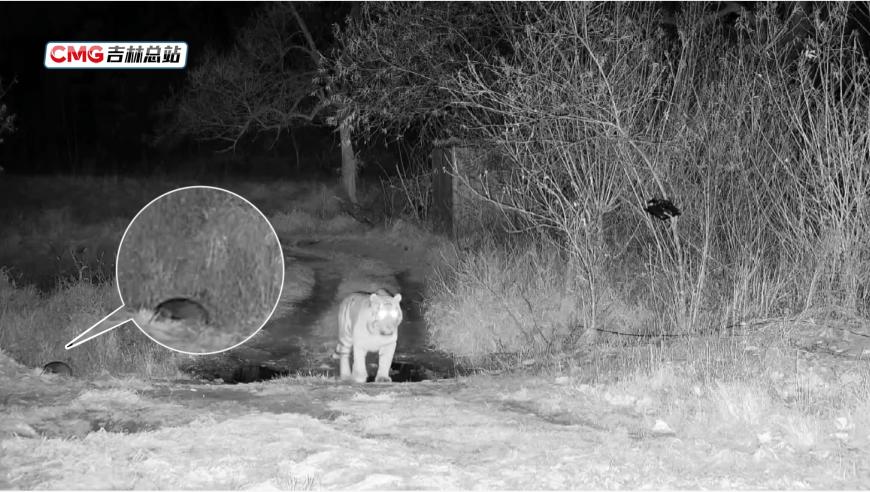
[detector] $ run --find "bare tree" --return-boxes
[324,3,525,149]
[170,3,363,202]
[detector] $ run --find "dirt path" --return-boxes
[3,230,869,488]
[183,234,454,384]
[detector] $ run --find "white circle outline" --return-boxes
[115,185,285,356]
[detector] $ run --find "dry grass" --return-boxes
[270,210,364,237]
[415,8,870,452]
[473,323,870,480]
[425,241,578,362]
[577,330,870,461]
[422,3,870,365]
[0,269,182,377]
[116,186,283,354]
[0,176,366,377]
[267,182,374,238]
[0,176,324,292]
[334,255,401,300]
[271,262,316,320]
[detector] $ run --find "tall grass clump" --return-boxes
[0,269,182,377]
[425,3,870,361]
[425,240,577,363]
[118,187,283,337]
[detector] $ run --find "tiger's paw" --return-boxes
[351,373,367,384]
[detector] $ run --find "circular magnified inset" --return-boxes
[112,185,284,355]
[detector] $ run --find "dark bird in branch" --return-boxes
[644,198,681,221]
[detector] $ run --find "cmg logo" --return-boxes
[44,42,187,69]
[47,44,104,64]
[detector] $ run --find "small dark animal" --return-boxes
[151,298,210,325]
[644,198,681,221]
[42,361,73,377]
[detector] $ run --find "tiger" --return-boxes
[333,288,403,383]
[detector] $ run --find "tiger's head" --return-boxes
[369,292,402,335]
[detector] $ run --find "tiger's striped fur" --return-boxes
[333,288,402,383]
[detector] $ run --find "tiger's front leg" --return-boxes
[352,345,368,383]
[338,353,353,381]
[375,341,396,383]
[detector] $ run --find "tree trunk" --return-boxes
[288,2,357,201]
[339,118,358,204]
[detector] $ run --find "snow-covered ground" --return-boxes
[3,356,869,489]
[2,193,869,489]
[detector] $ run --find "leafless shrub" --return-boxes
[436,2,870,348]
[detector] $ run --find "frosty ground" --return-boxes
[2,352,869,489]
[1,178,870,489]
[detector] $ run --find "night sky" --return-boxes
[3,2,869,177]
[0,2,257,175]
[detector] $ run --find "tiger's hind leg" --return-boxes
[375,341,396,383]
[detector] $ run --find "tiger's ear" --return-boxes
[394,294,402,303]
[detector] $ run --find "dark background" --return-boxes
[0,2,351,178]
[3,2,870,179]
